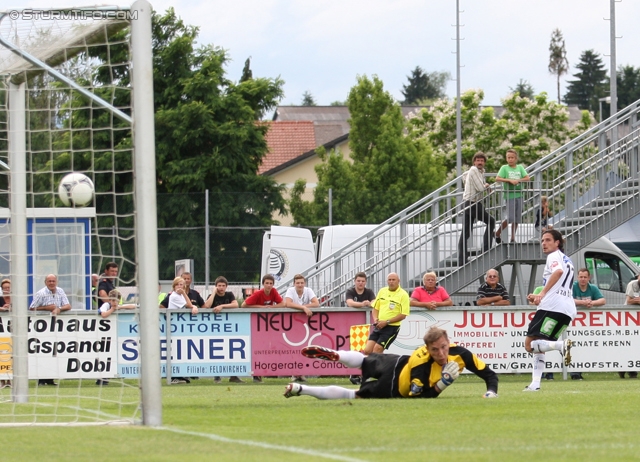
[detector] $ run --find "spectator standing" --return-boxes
[622,274,640,379]
[0,278,10,311]
[364,272,410,355]
[91,273,99,309]
[160,272,205,309]
[29,274,71,386]
[457,152,495,265]
[165,277,198,315]
[241,274,284,308]
[30,274,71,315]
[410,272,453,310]
[284,274,319,317]
[285,274,319,382]
[204,276,238,313]
[345,272,376,385]
[241,274,286,383]
[97,262,118,306]
[163,277,197,384]
[0,279,11,388]
[345,272,376,308]
[570,268,605,380]
[203,276,244,384]
[158,282,167,305]
[96,289,135,385]
[535,195,553,233]
[476,269,511,306]
[98,289,136,318]
[573,268,605,309]
[494,149,530,243]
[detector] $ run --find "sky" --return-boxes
[9,0,640,108]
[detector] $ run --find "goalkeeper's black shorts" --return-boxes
[355,353,408,399]
[526,309,572,340]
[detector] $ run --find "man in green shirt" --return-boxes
[573,268,605,308]
[495,149,530,243]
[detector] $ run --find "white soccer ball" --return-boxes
[58,173,94,207]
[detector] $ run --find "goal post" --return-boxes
[8,81,28,404]
[130,0,162,427]
[0,1,161,426]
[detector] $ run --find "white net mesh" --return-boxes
[0,6,145,425]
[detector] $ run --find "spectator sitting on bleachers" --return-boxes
[476,269,510,306]
[410,272,453,310]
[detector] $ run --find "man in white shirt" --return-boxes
[621,274,640,379]
[284,274,319,317]
[523,229,575,391]
[284,274,319,383]
[29,274,71,315]
[457,152,496,265]
[29,274,71,386]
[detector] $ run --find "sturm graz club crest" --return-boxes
[268,249,289,281]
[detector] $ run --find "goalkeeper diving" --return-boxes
[284,326,498,400]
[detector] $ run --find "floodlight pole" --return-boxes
[609,0,617,145]
[455,0,462,180]
[205,189,210,293]
[131,0,162,427]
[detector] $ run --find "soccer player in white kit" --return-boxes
[523,229,575,391]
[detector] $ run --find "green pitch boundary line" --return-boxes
[159,426,367,462]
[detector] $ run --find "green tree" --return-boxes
[615,65,640,110]
[151,9,286,280]
[548,28,569,104]
[407,89,593,175]
[240,57,253,82]
[401,66,449,105]
[509,79,535,99]
[563,49,607,114]
[301,91,317,106]
[29,8,286,282]
[289,75,446,226]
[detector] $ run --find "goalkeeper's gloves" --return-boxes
[436,361,460,392]
[409,380,424,396]
[483,391,498,398]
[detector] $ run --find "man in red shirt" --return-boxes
[241,274,284,383]
[242,274,285,307]
[410,272,454,310]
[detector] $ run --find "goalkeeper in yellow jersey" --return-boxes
[284,327,498,399]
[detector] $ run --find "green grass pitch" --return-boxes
[1,373,639,461]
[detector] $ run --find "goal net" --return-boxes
[0,2,160,426]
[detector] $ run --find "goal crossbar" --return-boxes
[0,11,131,122]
